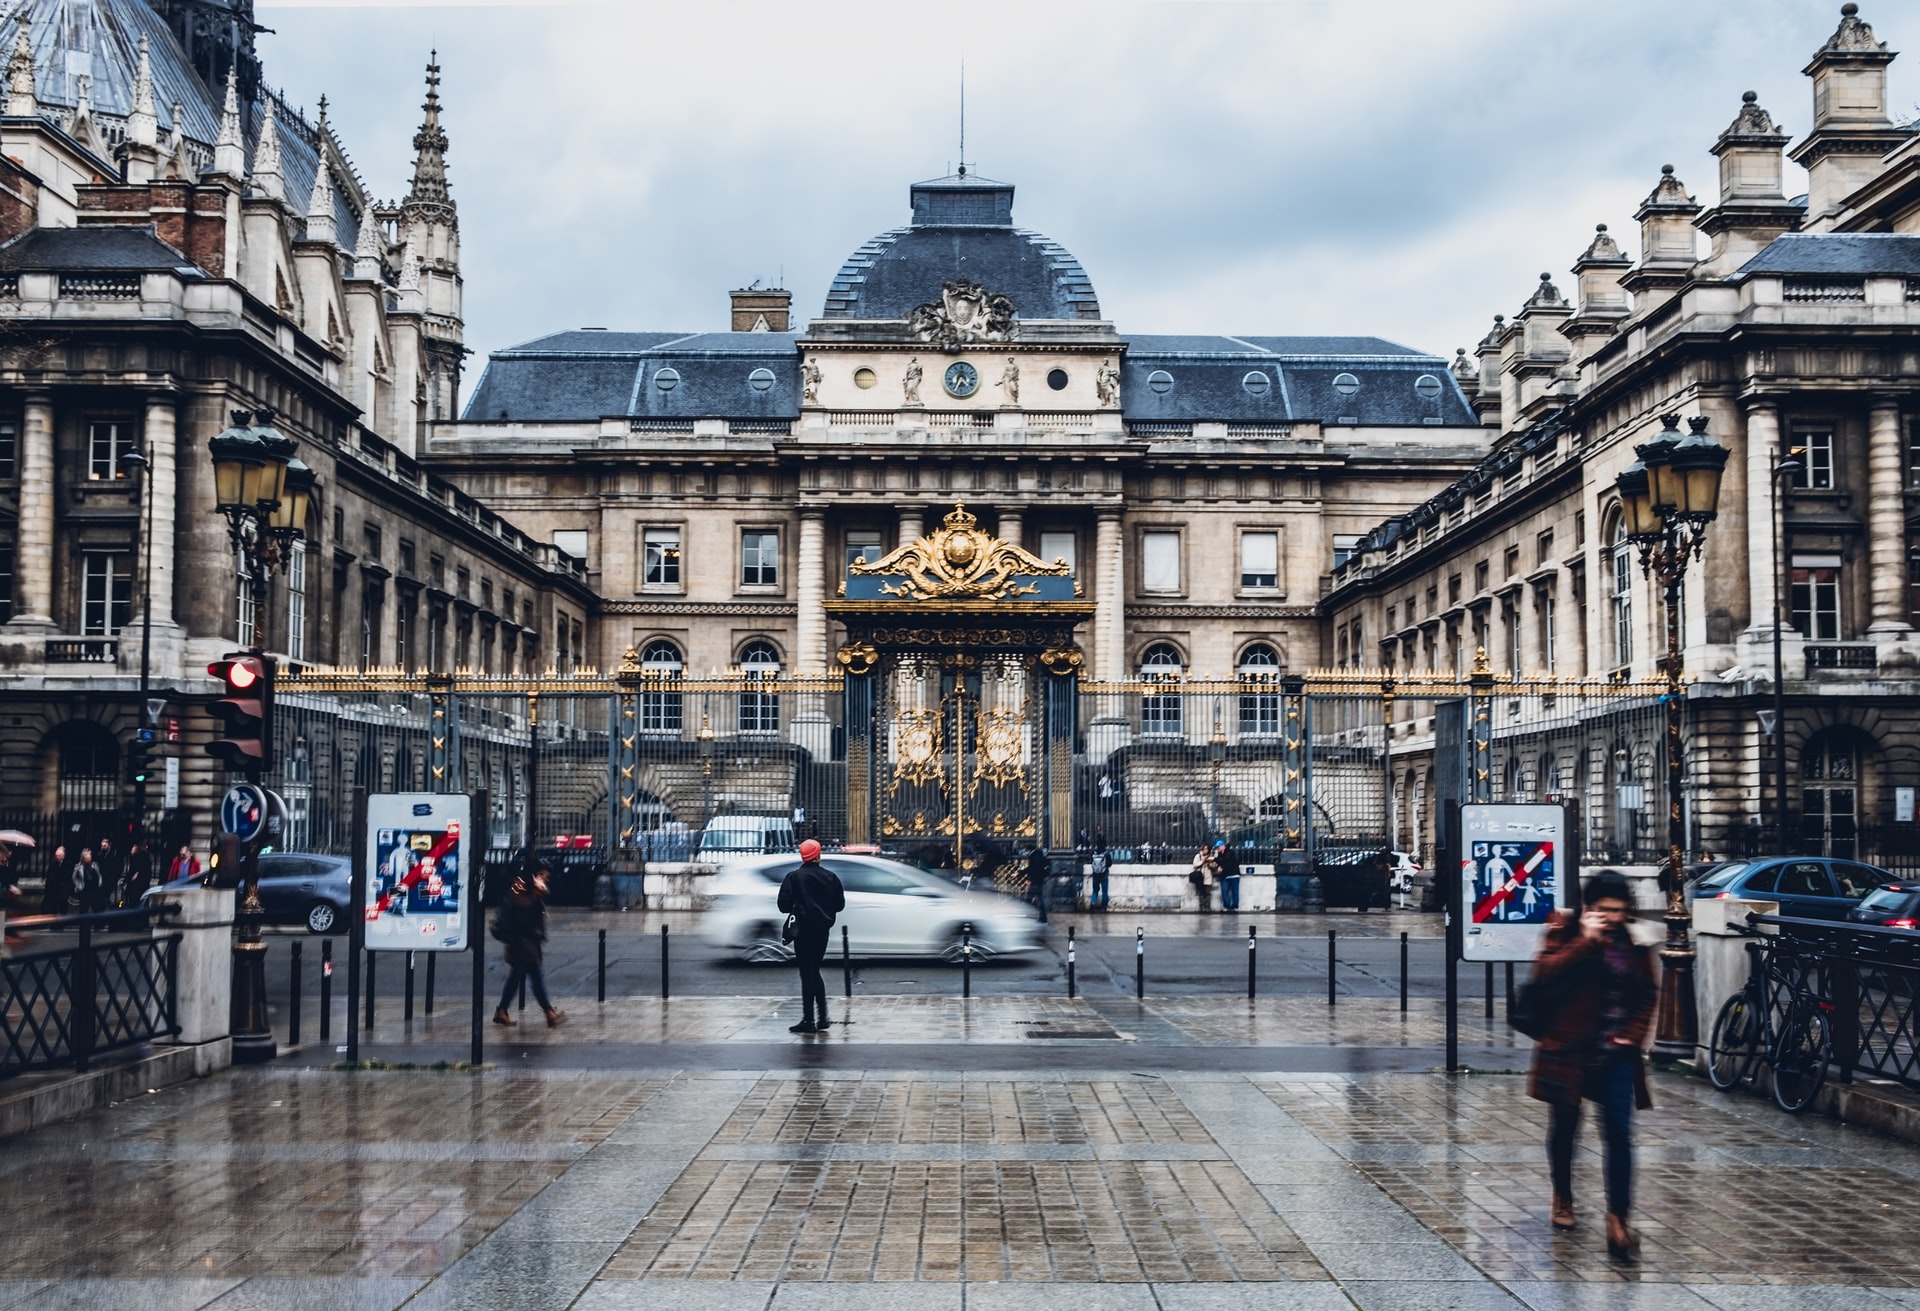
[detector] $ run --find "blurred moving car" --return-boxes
[1848,882,1920,929]
[696,816,798,859]
[1685,856,1894,920]
[146,851,351,933]
[702,853,1044,960]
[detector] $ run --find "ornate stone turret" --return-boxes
[1513,273,1574,420]
[1472,315,1505,427]
[351,202,382,280]
[1561,224,1634,362]
[6,15,36,119]
[211,73,245,178]
[1699,91,1800,273]
[304,158,335,245]
[248,97,283,202]
[1622,165,1700,306]
[121,34,161,184]
[163,99,198,182]
[405,53,449,207]
[67,74,101,155]
[1791,4,1905,225]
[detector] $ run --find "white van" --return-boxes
[696,816,799,858]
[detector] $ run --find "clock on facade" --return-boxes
[942,361,980,398]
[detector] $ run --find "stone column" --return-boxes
[1867,401,1909,633]
[797,510,827,675]
[897,508,923,550]
[1000,509,1022,548]
[1096,511,1124,680]
[10,393,54,626]
[141,395,178,628]
[1743,403,1781,637]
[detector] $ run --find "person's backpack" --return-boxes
[1091,851,1110,876]
[1509,968,1574,1040]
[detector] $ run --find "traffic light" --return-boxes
[126,739,151,786]
[206,653,274,775]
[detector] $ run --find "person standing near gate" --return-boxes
[1089,829,1111,911]
[1215,839,1241,912]
[777,839,844,1034]
[1527,870,1656,1262]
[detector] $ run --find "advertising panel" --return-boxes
[1460,803,1568,962]
[364,793,472,952]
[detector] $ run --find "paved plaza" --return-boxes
[0,986,1916,1310]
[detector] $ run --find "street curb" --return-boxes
[0,1040,230,1140]
[1676,1058,1920,1146]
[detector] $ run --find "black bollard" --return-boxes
[290,939,303,1044]
[1247,925,1257,1000]
[598,928,607,1004]
[319,939,333,1043]
[842,925,852,999]
[1485,961,1495,1020]
[962,925,972,998]
[1400,931,1409,1013]
[425,952,436,1017]
[404,951,416,1023]
[1327,929,1337,1006]
[365,950,377,1033]
[660,923,669,1000]
[1135,927,1145,1000]
[1067,925,1077,999]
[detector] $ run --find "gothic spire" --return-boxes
[405,52,451,206]
[127,33,157,148]
[6,14,36,119]
[352,203,383,280]
[68,74,100,153]
[250,97,284,201]
[212,72,244,177]
[305,158,336,245]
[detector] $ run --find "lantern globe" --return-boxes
[1636,413,1685,515]
[208,411,264,512]
[1616,461,1662,541]
[1670,415,1730,520]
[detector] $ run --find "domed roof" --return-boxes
[4,0,223,145]
[822,174,1101,322]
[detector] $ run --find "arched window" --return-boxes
[1237,643,1281,736]
[640,640,684,735]
[1609,513,1634,668]
[738,640,780,736]
[1140,643,1184,736]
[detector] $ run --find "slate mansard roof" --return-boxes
[1736,232,1920,277]
[464,330,804,423]
[0,223,203,272]
[822,175,1100,322]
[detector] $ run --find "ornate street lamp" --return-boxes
[1615,413,1728,1060]
[205,405,317,1065]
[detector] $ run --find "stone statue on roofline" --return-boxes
[903,356,923,406]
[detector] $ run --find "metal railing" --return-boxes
[1751,914,1920,1093]
[1,908,181,1079]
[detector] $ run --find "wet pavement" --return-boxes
[3,971,1919,1311]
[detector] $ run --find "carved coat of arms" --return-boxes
[849,502,1070,602]
[906,279,1016,348]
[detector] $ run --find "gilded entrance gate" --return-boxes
[829,504,1094,870]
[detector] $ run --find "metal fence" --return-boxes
[1753,915,1920,1094]
[0,911,181,1079]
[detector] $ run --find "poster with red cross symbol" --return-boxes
[1460,803,1567,962]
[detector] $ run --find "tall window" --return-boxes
[236,549,256,646]
[1039,531,1076,575]
[81,552,131,635]
[0,417,15,480]
[639,640,683,734]
[1140,643,1184,736]
[1792,426,1835,491]
[1237,643,1280,736]
[1802,734,1859,859]
[738,640,780,736]
[287,541,307,661]
[1240,531,1278,588]
[0,541,12,623]
[1539,591,1557,674]
[395,596,413,670]
[643,528,681,587]
[1609,517,1633,667]
[741,530,779,586]
[1141,531,1180,593]
[1506,604,1522,674]
[360,582,383,670]
[87,420,134,480]
[1791,565,1842,640]
[845,530,883,572]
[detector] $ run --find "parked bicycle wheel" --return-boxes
[1707,991,1760,1091]
[1771,1001,1833,1114]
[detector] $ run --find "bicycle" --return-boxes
[1706,938,1834,1114]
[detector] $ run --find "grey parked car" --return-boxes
[146,851,352,934]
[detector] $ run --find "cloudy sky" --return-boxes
[254,1,1907,408]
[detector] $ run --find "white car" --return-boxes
[701,853,1046,961]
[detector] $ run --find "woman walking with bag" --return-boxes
[1528,870,1656,1260]
[492,868,566,1028]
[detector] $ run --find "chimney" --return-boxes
[730,286,791,333]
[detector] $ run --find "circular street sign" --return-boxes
[221,784,268,843]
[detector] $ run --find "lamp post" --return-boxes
[1615,413,1729,1060]
[117,444,156,845]
[206,407,313,1064]
[1769,443,1802,852]
[1208,698,1226,834]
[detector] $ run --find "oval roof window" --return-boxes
[1414,373,1443,399]
[748,367,775,392]
[1147,369,1174,395]
[654,367,680,392]
[1332,372,1360,396]
[1242,371,1272,398]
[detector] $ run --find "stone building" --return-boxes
[0,0,593,848]
[1325,3,1920,870]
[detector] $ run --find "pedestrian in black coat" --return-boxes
[777,839,845,1034]
[492,868,565,1028]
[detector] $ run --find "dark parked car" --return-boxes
[146,851,352,933]
[1685,856,1893,920]
[1849,883,1920,930]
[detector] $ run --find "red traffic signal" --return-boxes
[206,654,274,774]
